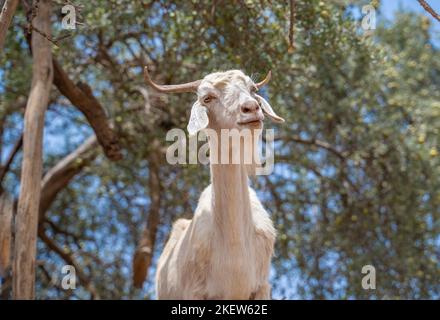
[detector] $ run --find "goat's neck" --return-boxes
[209,137,253,245]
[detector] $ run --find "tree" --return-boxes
[0,0,438,299]
[13,0,53,300]
[0,0,20,51]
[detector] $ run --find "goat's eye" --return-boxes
[203,95,215,104]
[250,86,258,94]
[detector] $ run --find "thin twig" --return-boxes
[288,0,296,52]
[288,135,347,161]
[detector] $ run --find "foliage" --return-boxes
[0,0,438,299]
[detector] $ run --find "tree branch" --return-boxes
[288,135,347,161]
[0,0,19,51]
[418,0,440,22]
[288,0,296,52]
[52,58,122,161]
[43,218,87,243]
[30,135,99,298]
[0,133,23,190]
[38,229,99,299]
[39,135,98,221]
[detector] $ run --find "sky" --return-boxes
[379,0,440,45]
[381,0,440,20]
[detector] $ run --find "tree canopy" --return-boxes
[0,0,439,299]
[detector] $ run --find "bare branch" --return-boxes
[288,135,347,161]
[52,59,122,161]
[418,0,440,22]
[39,135,98,221]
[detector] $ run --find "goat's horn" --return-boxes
[143,66,201,93]
[256,70,271,89]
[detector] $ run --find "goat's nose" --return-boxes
[240,101,260,114]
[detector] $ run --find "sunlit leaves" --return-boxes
[1,0,439,300]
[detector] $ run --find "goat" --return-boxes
[144,67,285,300]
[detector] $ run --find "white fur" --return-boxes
[156,70,280,300]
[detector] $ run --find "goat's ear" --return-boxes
[187,100,209,136]
[255,94,285,123]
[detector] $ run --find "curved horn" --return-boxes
[143,66,201,93]
[256,70,272,89]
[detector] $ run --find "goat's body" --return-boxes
[151,69,283,300]
[156,184,275,300]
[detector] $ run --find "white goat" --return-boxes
[144,67,285,300]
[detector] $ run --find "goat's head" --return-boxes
[144,68,285,136]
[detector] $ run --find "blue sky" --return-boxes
[380,0,440,45]
[380,0,440,20]
[347,0,440,47]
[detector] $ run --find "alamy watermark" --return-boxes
[361,265,376,290]
[61,5,76,30]
[166,128,276,175]
[61,2,84,30]
[61,265,76,290]
[361,4,377,35]
[41,264,76,290]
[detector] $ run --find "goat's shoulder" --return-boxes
[192,185,214,224]
[248,187,276,242]
[193,185,213,215]
[189,184,215,239]
[159,218,191,259]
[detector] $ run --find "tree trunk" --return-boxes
[0,193,13,277]
[0,0,19,51]
[132,147,162,288]
[13,0,53,300]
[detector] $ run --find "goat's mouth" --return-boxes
[237,119,263,127]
